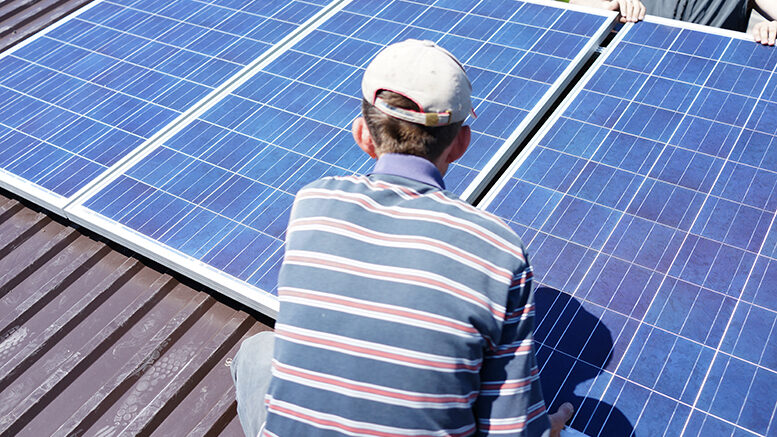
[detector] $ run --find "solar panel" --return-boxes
[0,0,330,212]
[480,17,777,437]
[66,0,617,315]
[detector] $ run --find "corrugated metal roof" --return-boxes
[0,191,272,436]
[0,0,95,52]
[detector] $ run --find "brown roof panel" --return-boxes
[0,0,93,52]
[221,415,248,437]
[155,324,266,436]
[0,192,271,436]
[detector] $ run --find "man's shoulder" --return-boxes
[296,174,385,197]
[442,191,529,265]
[435,189,525,244]
[294,174,526,256]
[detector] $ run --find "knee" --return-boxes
[234,331,275,375]
[241,331,275,354]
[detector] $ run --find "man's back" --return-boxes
[264,162,549,436]
[231,39,572,437]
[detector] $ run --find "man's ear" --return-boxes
[445,125,471,163]
[352,117,378,159]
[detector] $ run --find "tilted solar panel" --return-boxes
[0,0,329,212]
[481,17,777,437]
[66,0,617,316]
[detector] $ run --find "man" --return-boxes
[569,0,777,45]
[570,0,647,23]
[636,0,776,42]
[750,2,777,44]
[231,39,573,436]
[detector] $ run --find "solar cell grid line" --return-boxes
[0,0,332,214]
[480,16,777,437]
[65,0,618,317]
[64,0,358,317]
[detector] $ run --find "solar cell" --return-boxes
[67,0,617,315]
[481,17,777,437]
[0,0,329,212]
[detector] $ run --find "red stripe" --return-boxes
[369,179,420,198]
[278,328,480,371]
[285,253,504,319]
[363,181,512,239]
[492,343,532,357]
[268,402,476,437]
[298,189,525,262]
[481,369,539,390]
[505,304,535,321]
[281,288,478,334]
[510,271,533,287]
[275,362,475,404]
[431,191,505,226]
[431,191,523,256]
[291,217,513,282]
[479,404,546,431]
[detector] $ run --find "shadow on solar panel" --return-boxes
[535,287,635,436]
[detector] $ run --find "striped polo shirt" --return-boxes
[264,154,550,437]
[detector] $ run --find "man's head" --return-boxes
[353,39,473,173]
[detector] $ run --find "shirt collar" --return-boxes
[369,154,446,190]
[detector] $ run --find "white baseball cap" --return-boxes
[362,39,475,127]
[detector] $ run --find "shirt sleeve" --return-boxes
[474,259,551,436]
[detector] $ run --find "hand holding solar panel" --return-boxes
[751,0,776,45]
[752,20,777,45]
[570,0,646,23]
[624,0,776,39]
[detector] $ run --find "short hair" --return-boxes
[361,90,463,161]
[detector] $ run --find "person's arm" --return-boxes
[473,260,574,436]
[567,0,646,23]
[751,0,777,45]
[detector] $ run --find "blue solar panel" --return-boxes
[0,0,328,210]
[482,18,777,437]
[68,0,616,314]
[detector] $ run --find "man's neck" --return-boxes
[370,154,446,190]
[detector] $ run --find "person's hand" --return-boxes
[752,21,777,45]
[548,402,575,437]
[607,0,647,23]
[569,0,646,23]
